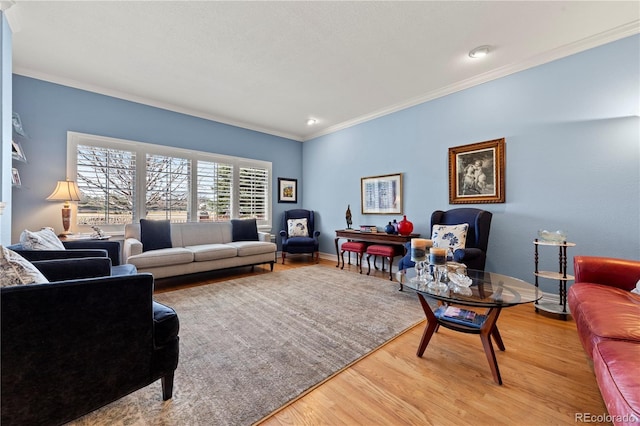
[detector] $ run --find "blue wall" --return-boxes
[303,35,640,290]
[11,76,302,242]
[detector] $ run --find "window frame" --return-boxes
[67,131,272,233]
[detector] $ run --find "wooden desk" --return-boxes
[334,229,419,268]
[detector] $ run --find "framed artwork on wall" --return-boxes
[361,173,403,214]
[449,138,505,204]
[11,168,21,187]
[278,177,297,203]
[12,140,27,162]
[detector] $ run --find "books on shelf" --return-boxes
[435,306,486,328]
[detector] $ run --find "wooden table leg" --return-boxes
[334,237,340,268]
[479,307,503,385]
[416,294,439,357]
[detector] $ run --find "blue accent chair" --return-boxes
[279,209,320,264]
[397,208,493,271]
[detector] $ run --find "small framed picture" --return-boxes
[11,168,21,186]
[12,140,27,162]
[278,177,297,203]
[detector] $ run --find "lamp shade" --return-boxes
[46,180,82,203]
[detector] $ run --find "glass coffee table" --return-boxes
[396,266,541,385]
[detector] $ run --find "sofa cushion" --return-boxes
[0,246,49,287]
[140,219,172,252]
[186,244,238,262]
[593,340,640,423]
[153,301,180,347]
[227,241,277,257]
[19,228,66,250]
[127,247,194,269]
[231,218,259,241]
[568,283,640,359]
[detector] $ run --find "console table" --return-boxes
[334,229,419,268]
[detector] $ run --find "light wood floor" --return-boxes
[156,256,609,426]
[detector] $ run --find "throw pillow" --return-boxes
[431,223,469,252]
[19,228,66,250]
[0,246,49,287]
[231,218,259,242]
[287,218,309,237]
[140,219,172,252]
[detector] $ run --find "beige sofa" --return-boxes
[124,221,276,279]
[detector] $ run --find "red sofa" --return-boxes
[568,256,640,426]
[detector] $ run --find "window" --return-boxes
[75,144,135,226]
[67,132,272,232]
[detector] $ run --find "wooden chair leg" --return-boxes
[340,250,346,269]
[367,254,372,275]
[358,253,363,274]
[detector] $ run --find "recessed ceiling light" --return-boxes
[469,45,491,59]
[306,118,317,126]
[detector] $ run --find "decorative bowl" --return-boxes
[537,229,567,243]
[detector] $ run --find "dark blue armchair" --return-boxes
[279,209,320,264]
[398,208,493,271]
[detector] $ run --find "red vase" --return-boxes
[397,215,413,236]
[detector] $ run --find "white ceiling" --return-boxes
[6,1,640,141]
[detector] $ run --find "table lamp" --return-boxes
[46,180,82,234]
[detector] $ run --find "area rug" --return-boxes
[70,265,425,426]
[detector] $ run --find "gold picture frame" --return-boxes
[449,138,505,204]
[361,173,402,214]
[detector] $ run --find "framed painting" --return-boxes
[449,138,505,204]
[277,177,297,203]
[361,173,402,214]
[11,168,21,186]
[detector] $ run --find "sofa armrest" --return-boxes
[258,232,272,242]
[124,237,143,261]
[62,240,122,266]
[11,248,109,262]
[574,256,640,291]
[33,257,112,281]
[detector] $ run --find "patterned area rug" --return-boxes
[70,265,424,426]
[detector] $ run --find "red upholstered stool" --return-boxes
[340,241,367,273]
[366,244,399,281]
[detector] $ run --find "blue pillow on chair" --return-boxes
[140,219,172,252]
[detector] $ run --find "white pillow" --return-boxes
[19,228,66,250]
[0,246,49,287]
[287,218,309,237]
[432,223,469,252]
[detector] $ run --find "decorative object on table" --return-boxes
[359,225,377,233]
[11,140,27,162]
[449,138,505,204]
[91,226,106,239]
[345,204,352,229]
[429,247,448,290]
[410,238,431,283]
[537,229,567,243]
[397,215,413,236]
[46,180,82,235]
[277,177,297,203]
[384,222,395,234]
[393,219,398,233]
[360,173,402,214]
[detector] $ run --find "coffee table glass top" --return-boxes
[397,266,540,308]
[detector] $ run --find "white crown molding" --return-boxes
[302,21,640,142]
[12,67,304,142]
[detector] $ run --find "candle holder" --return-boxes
[428,247,448,290]
[411,238,431,283]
